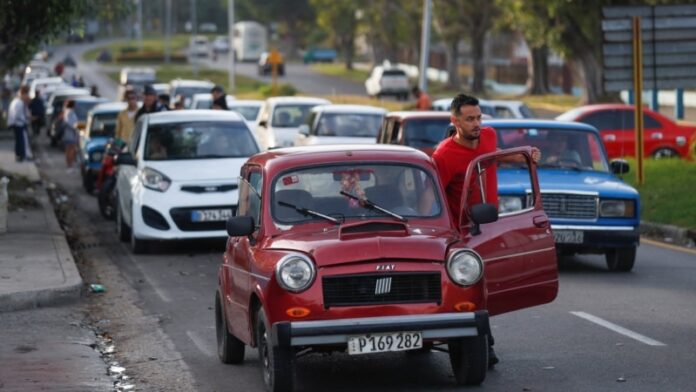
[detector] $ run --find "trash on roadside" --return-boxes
[47,182,56,190]
[89,283,106,293]
[542,366,555,370]
[617,377,627,383]
[109,365,126,375]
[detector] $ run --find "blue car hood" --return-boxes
[85,136,109,152]
[499,168,639,199]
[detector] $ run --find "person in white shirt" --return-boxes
[62,99,79,172]
[7,85,31,162]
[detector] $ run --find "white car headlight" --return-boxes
[498,195,524,214]
[446,250,483,286]
[275,254,316,292]
[599,199,635,218]
[140,167,171,192]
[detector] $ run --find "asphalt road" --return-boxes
[34,135,696,392]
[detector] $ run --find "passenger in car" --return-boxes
[147,134,168,159]
[543,133,582,166]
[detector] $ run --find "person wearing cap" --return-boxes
[158,93,171,110]
[211,85,228,110]
[135,85,167,122]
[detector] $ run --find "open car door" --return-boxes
[459,147,558,316]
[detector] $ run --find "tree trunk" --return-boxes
[471,31,486,94]
[528,45,550,95]
[446,39,460,90]
[343,36,354,70]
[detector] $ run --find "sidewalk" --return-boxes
[0,133,83,312]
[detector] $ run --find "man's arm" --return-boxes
[497,147,541,164]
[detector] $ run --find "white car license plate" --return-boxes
[553,230,584,244]
[347,331,422,355]
[191,209,233,222]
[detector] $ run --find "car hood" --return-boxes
[85,136,109,151]
[267,222,456,267]
[144,158,247,182]
[499,168,639,198]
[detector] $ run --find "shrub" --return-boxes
[258,83,297,97]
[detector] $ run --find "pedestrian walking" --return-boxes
[29,89,46,137]
[115,89,138,142]
[90,85,100,97]
[211,85,228,110]
[62,99,79,172]
[7,85,31,162]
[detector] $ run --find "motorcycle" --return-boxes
[97,138,126,220]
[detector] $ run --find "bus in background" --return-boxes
[232,21,267,62]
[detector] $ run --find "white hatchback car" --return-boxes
[364,66,410,100]
[114,110,261,253]
[169,79,215,109]
[255,96,330,149]
[295,104,387,146]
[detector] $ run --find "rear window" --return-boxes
[383,70,406,77]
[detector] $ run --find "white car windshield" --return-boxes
[316,113,384,137]
[145,121,259,160]
[271,104,320,127]
[272,163,442,224]
[229,105,261,121]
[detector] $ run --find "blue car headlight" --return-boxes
[498,195,524,214]
[599,199,635,218]
[90,151,103,163]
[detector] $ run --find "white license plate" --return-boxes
[190,209,233,222]
[347,331,422,355]
[553,230,584,244]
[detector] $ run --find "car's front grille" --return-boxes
[322,272,441,308]
[180,184,238,193]
[169,205,236,231]
[539,193,597,219]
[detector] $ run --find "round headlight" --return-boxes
[447,250,483,286]
[275,254,316,292]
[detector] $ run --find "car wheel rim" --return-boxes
[260,326,271,385]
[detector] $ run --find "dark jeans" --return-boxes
[12,125,27,160]
[31,120,44,136]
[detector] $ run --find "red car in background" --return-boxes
[556,104,696,159]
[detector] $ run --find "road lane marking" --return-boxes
[121,244,172,303]
[641,237,696,256]
[570,311,666,346]
[186,330,215,357]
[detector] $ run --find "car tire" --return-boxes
[448,334,488,386]
[116,200,130,242]
[98,176,116,220]
[215,291,245,364]
[130,221,149,255]
[651,148,679,159]
[256,308,294,392]
[605,246,636,272]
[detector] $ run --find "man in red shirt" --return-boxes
[432,93,540,368]
[412,86,432,110]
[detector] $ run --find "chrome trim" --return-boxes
[498,206,534,218]
[483,246,556,263]
[551,225,636,231]
[527,189,599,196]
[275,253,316,293]
[290,327,478,346]
[228,265,271,281]
[291,312,476,330]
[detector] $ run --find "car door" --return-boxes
[579,110,622,158]
[459,147,558,316]
[116,119,144,226]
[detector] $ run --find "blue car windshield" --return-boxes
[497,127,610,172]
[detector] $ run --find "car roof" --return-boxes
[311,104,387,114]
[90,102,128,113]
[266,96,331,105]
[30,77,65,86]
[386,111,452,119]
[170,79,214,87]
[228,99,263,107]
[483,119,600,134]
[145,109,244,124]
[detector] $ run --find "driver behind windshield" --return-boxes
[543,133,581,166]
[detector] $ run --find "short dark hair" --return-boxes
[65,99,75,108]
[211,85,224,94]
[450,94,479,115]
[158,93,170,103]
[411,86,420,94]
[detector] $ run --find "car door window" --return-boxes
[581,111,617,131]
[390,121,401,144]
[130,120,145,158]
[494,106,515,119]
[378,119,391,144]
[237,169,262,228]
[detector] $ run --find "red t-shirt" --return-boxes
[432,127,498,224]
[416,93,432,110]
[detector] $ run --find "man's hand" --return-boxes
[531,147,541,164]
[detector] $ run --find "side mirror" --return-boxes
[226,216,255,237]
[114,152,136,166]
[610,159,630,175]
[258,120,267,128]
[469,203,498,236]
[298,124,309,136]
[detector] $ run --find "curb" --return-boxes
[640,220,696,248]
[0,172,83,312]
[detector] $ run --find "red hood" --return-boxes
[265,221,457,267]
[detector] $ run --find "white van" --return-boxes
[232,21,267,62]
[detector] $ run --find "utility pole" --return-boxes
[418,0,432,92]
[191,0,198,77]
[228,0,235,92]
[165,0,171,64]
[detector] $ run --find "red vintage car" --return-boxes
[215,144,558,391]
[556,104,696,159]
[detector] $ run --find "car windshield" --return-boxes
[272,163,442,224]
[403,118,452,148]
[144,121,259,161]
[496,127,610,172]
[74,101,102,122]
[272,104,320,127]
[89,112,118,137]
[229,105,261,121]
[316,113,384,137]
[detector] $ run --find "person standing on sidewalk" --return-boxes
[7,85,31,162]
[62,99,79,172]
[29,89,46,137]
[412,86,432,111]
[115,89,138,142]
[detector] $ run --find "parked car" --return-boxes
[258,51,285,76]
[189,35,210,57]
[79,102,127,193]
[215,144,558,390]
[377,111,453,156]
[491,119,640,271]
[295,104,387,146]
[29,76,68,102]
[212,36,230,53]
[227,100,264,134]
[118,67,156,100]
[432,98,535,119]
[169,79,215,109]
[556,104,696,159]
[303,47,337,64]
[256,96,331,149]
[114,110,261,253]
[365,66,410,100]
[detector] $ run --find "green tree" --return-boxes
[310,0,363,69]
[433,0,465,90]
[361,0,421,65]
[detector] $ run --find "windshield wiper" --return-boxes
[340,191,407,222]
[278,201,340,225]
